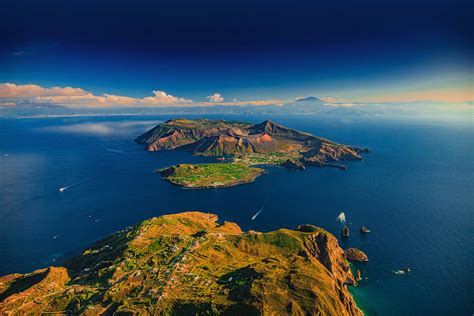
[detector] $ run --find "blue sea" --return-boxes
[0,114,472,315]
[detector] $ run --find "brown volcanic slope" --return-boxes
[135,119,368,169]
[0,212,362,315]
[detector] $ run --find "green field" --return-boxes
[159,163,265,188]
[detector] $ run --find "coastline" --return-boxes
[348,262,373,316]
[0,212,364,314]
[160,169,267,189]
[349,286,373,316]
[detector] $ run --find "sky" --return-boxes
[0,0,473,108]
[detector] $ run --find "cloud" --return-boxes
[0,83,282,108]
[142,90,191,105]
[41,120,162,135]
[207,92,224,103]
[34,90,192,107]
[0,83,87,98]
[320,96,352,103]
[0,83,193,108]
[325,102,367,107]
[0,102,16,107]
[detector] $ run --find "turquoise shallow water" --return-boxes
[0,114,472,315]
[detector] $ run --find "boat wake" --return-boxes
[336,212,346,224]
[251,206,264,220]
[58,182,80,192]
[107,148,131,154]
[393,268,411,275]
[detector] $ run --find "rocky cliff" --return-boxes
[0,212,362,315]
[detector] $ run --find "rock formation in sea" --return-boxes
[345,248,369,262]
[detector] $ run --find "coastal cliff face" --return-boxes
[0,212,362,315]
[135,119,367,169]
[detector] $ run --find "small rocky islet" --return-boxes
[345,248,369,262]
[136,118,369,188]
[0,212,363,315]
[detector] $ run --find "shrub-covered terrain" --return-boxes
[0,212,362,315]
[158,163,265,188]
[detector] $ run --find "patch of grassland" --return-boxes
[159,163,265,188]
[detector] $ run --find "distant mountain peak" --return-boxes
[295,96,321,102]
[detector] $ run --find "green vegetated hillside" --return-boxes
[0,212,362,315]
[158,163,265,188]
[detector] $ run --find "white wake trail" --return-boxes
[336,212,346,224]
[251,206,264,220]
[58,182,81,192]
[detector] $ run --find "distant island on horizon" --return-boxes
[136,119,368,188]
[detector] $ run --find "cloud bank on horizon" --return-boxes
[0,83,282,108]
[1,83,472,112]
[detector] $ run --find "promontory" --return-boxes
[0,212,362,315]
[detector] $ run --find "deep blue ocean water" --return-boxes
[0,114,472,315]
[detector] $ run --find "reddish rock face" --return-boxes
[258,133,273,142]
[345,248,369,262]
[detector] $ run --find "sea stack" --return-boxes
[345,248,369,262]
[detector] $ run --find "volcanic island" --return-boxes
[135,119,368,188]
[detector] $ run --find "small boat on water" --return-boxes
[393,267,412,275]
[360,226,370,233]
[341,225,350,237]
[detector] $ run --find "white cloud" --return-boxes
[0,83,282,108]
[41,120,162,135]
[0,102,16,107]
[0,83,87,98]
[325,102,366,107]
[320,97,337,103]
[0,83,193,108]
[142,90,191,105]
[207,92,224,103]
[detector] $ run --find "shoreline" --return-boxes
[160,168,267,189]
[348,262,369,316]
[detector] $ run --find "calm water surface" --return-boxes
[0,115,472,315]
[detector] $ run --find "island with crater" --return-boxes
[136,119,368,188]
[0,212,362,315]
